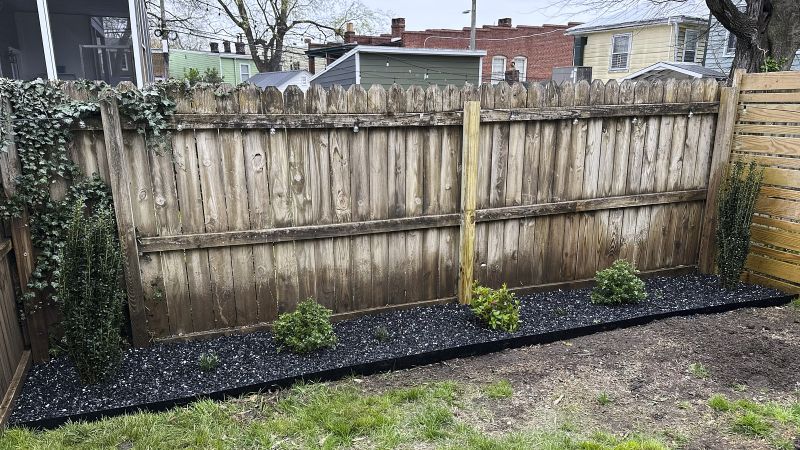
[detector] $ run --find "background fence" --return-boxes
[56,78,720,344]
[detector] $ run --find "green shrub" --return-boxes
[715,160,763,289]
[58,204,124,384]
[591,260,647,305]
[273,299,337,353]
[470,283,520,332]
[374,326,390,343]
[198,352,219,372]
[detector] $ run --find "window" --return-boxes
[610,34,631,71]
[491,55,507,84]
[683,29,699,63]
[513,56,527,81]
[240,63,250,82]
[724,31,737,56]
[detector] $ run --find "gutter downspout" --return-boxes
[702,12,712,66]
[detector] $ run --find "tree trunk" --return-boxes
[707,0,800,78]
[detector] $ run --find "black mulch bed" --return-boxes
[9,273,791,428]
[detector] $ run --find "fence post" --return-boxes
[698,69,744,273]
[99,95,149,346]
[0,97,49,362]
[457,101,481,304]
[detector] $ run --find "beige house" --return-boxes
[565,8,709,81]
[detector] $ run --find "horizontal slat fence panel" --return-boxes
[734,71,800,293]
[51,79,722,341]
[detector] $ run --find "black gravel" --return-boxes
[9,274,785,427]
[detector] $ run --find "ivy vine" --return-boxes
[0,78,177,312]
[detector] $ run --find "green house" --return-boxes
[152,49,259,83]
[310,46,486,89]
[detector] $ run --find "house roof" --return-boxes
[246,70,311,88]
[623,62,727,81]
[565,4,709,35]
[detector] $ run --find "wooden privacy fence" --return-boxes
[701,70,800,293]
[0,238,29,429]
[66,78,719,344]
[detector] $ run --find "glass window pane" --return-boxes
[48,0,135,84]
[0,0,48,80]
[491,56,506,84]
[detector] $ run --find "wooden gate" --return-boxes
[0,239,29,429]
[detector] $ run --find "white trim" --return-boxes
[622,61,712,80]
[355,52,361,84]
[239,63,251,82]
[128,0,144,87]
[478,57,483,85]
[722,30,736,57]
[682,29,699,63]
[35,0,57,80]
[609,33,632,72]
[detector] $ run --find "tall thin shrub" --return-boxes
[715,160,763,288]
[58,203,124,384]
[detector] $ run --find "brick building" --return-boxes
[307,18,579,83]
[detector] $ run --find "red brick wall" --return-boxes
[400,24,577,82]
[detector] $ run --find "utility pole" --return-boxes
[160,0,169,79]
[469,0,477,51]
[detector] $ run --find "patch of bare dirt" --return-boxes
[356,305,800,449]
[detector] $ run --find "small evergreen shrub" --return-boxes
[273,299,337,353]
[470,283,520,332]
[591,260,647,305]
[58,204,124,384]
[374,325,390,343]
[715,160,763,289]
[198,352,219,372]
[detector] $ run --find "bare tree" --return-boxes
[706,0,800,74]
[199,0,387,72]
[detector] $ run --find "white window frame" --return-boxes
[240,63,250,82]
[513,56,527,81]
[723,31,737,56]
[609,33,632,72]
[682,29,699,63]
[491,55,507,85]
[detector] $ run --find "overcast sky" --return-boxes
[356,0,708,32]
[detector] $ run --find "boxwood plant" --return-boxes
[591,260,647,305]
[471,283,520,332]
[273,299,337,353]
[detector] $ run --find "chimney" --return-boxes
[222,40,231,53]
[344,22,355,44]
[209,42,219,53]
[235,42,246,54]
[497,18,512,27]
[391,18,405,38]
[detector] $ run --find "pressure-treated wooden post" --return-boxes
[99,95,149,346]
[698,69,744,273]
[457,101,481,304]
[0,97,49,362]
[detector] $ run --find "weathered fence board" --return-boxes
[5,79,723,343]
[0,239,30,429]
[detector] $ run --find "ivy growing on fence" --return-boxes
[0,78,177,311]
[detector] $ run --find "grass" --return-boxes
[597,392,613,406]
[707,394,800,447]
[0,379,670,450]
[482,380,513,399]
[688,362,709,379]
[790,296,800,309]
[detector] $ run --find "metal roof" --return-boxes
[565,3,709,35]
[246,70,310,88]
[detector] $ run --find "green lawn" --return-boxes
[0,379,666,450]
